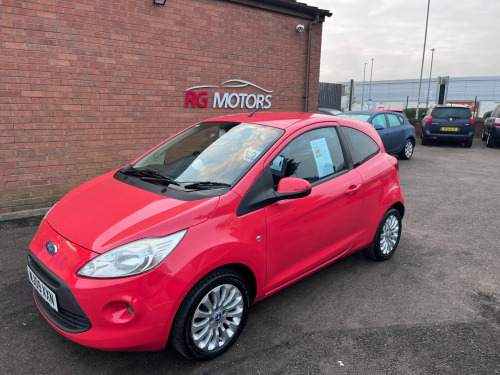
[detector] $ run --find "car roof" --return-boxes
[433,104,470,108]
[341,110,405,116]
[371,108,404,113]
[339,111,374,115]
[197,111,385,151]
[201,112,328,130]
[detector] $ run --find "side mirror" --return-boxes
[276,177,311,200]
[373,124,384,131]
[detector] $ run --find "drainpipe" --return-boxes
[304,13,320,113]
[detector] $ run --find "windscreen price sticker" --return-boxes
[243,148,262,162]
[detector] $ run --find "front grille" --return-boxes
[28,252,91,333]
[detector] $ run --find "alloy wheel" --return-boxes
[191,284,244,353]
[405,141,413,159]
[379,214,400,255]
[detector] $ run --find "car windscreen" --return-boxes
[337,114,372,121]
[133,122,283,187]
[432,107,471,119]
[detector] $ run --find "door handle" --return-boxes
[345,184,362,195]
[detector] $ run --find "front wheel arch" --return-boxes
[219,263,257,304]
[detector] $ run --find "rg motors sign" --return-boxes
[185,79,273,109]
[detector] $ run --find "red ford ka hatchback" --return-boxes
[28,112,405,360]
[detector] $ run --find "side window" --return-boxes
[372,115,387,128]
[269,127,346,186]
[494,105,500,117]
[387,114,402,127]
[342,127,380,167]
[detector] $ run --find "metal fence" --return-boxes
[318,82,342,110]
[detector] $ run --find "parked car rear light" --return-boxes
[470,117,474,125]
[387,155,399,171]
[495,118,500,126]
[426,115,432,124]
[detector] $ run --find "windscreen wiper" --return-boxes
[120,165,180,186]
[180,181,231,190]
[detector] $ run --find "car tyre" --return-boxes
[363,208,402,261]
[399,139,414,160]
[486,133,495,148]
[421,133,428,146]
[481,128,487,141]
[171,269,250,361]
[464,141,472,148]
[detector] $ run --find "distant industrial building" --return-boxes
[339,76,500,117]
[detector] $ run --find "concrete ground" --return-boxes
[1,139,499,374]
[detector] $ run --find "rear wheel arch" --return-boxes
[390,201,405,219]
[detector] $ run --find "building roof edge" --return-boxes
[225,0,332,21]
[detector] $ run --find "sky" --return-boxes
[305,0,499,83]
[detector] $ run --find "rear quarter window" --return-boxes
[341,127,380,167]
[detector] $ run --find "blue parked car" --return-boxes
[337,111,416,160]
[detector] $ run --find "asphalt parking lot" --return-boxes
[1,140,499,375]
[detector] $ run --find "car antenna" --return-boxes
[248,82,294,118]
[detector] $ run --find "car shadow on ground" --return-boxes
[420,139,475,148]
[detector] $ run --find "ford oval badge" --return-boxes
[46,241,58,255]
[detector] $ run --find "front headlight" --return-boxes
[77,229,187,278]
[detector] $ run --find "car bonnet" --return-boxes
[45,170,219,254]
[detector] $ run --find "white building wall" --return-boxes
[340,76,500,116]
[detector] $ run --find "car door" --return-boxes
[385,113,406,153]
[264,126,364,293]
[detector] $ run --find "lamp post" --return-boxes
[368,58,374,108]
[361,62,367,110]
[416,0,431,119]
[425,48,435,109]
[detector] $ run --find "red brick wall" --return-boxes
[0,0,323,213]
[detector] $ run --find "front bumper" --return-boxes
[28,220,191,351]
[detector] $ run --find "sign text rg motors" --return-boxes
[185,80,273,110]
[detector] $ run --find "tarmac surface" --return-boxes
[1,139,499,374]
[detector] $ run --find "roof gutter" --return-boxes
[304,13,320,112]
[224,0,331,21]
